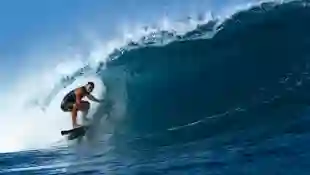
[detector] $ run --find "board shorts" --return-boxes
[61,91,76,112]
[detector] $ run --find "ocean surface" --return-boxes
[2,0,310,174]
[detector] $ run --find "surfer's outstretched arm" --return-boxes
[87,94,103,103]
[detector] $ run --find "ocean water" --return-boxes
[2,0,310,174]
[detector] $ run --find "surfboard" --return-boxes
[61,126,88,140]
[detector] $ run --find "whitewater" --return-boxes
[2,0,310,174]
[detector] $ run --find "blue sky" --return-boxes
[0,0,227,56]
[0,0,249,86]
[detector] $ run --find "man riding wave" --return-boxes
[60,82,103,128]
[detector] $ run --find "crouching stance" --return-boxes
[61,82,102,128]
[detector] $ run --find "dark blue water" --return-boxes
[3,1,310,174]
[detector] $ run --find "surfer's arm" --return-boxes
[87,94,102,103]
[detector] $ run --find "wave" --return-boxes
[91,0,310,149]
[35,0,310,149]
[1,0,308,153]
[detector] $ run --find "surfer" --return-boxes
[60,82,103,128]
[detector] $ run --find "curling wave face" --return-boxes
[93,1,310,149]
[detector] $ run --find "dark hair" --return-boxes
[87,81,95,88]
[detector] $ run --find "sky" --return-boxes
[0,0,214,55]
[0,0,253,87]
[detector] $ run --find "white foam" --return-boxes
[0,59,105,153]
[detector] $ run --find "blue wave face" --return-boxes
[90,1,310,148]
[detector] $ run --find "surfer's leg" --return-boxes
[75,101,90,111]
[72,101,90,127]
[71,104,79,128]
[81,108,89,123]
[60,100,78,128]
[79,101,90,122]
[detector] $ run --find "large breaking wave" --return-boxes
[2,0,310,154]
[81,0,310,151]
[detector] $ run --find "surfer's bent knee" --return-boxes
[82,101,90,110]
[75,101,90,111]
